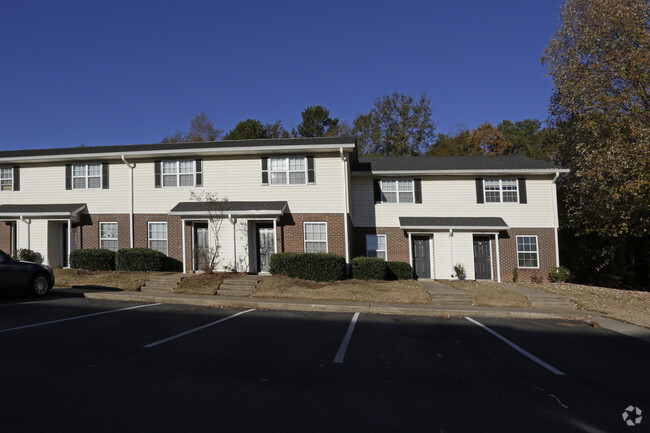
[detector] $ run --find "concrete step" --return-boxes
[139,273,186,293]
[216,289,253,297]
[141,285,174,293]
[530,301,575,309]
[430,298,474,306]
[221,279,260,287]
[527,295,571,302]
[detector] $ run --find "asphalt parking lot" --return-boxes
[0,295,648,432]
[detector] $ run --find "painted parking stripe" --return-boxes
[465,316,565,375]
[334,312,360,364]
[144,309,255,348]
[0,303,160,333]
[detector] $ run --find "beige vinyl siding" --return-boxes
[5,162,131,214]
[196,218,250,272]
[432,232,475,280]
[133,154,345,214]
[352,175,556,228]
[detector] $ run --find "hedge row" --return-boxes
[70,248,167,272]
[270,252,347,282]
[351,257,413,280]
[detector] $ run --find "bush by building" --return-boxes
[270,252,346,282]
[351,257,387,280]
[386,261,412,280]
[70,248,116,271]
[116,248,167,272]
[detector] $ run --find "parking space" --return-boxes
[0,295,647,432]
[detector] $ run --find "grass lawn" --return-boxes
[175,273,237,295]
[252,275,431,304]
[446,280,530,307]
[524,282,650,328]
[53,268,165,291]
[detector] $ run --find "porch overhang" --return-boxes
[399,217,509,232]
[168,201,288,218]
[0,204,87,222]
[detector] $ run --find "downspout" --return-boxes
[121,155,135,248]
[19,215,31,251]
[551,172,560,267]
[449,228,454,278]
[228,214,237,272]
[340,147,351,272]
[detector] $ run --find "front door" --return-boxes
[61,223,77,267]
[473,236,492,279]
[194,223,209,271]
[412,236,431,279]
[257,225,274,273]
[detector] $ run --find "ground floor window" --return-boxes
[99,222,118,251]
[148,222,168,255]
[516,235,539,268]
[366,234,387,260]
[304,222,327,253]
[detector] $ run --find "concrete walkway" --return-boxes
[417,279,472,305]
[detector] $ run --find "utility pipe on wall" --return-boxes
[19,215,31,251]
[551,172,560,267]
[340,147,350,270]
[121,155,135,248]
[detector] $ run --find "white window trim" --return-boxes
[148,222,169,255]
[366,234,387,260]
[516,235,539,269]
[162,160,196,188]
[269,156,308,186]
[380,179,415,203]
[0,167,13,191]
[303,222,328,253]
[99,222,119,251]
[483,178,519,203]
[72,163,102,190]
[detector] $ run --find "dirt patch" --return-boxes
[523,282,650,328]
[253,275,431,304]
[446,280,530,307]
[53,268,162,291]
[174,272,239,295]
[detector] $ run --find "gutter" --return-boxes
[121,155,135,248]
[19,215,31,250]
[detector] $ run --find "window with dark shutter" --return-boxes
[154,161,161,188]
[65,164,72,190]
[518,178,527,204]
[195,159,203,187]
[475,178,484,204]
[261,157,269,185]
[102,163,109,189]
[414,178,422,203]
[12,166,19,191]
[307,156,315,184]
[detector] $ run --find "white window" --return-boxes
[304,222,327,253]
[366,234,387,260]
[162,160,195,187]
[0,167,13,191]
[148,222,168,255]
[484,178,518,203]
[73,163,102,189]
[517,236,539,268]
[381,179,414,203]
[99,222,118,252]
[269,157,307,185]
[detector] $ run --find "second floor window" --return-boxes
[381,179,414,203]
[0,167,13,191]
[163,160,195,187]
[270,157,306,185]
[73,163,102,189]
[484,178,518,203]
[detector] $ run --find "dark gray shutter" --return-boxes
[518,178,527,204]
[102,162,109,189]
[475,178,484,204]
[195,159,203,186]
[414,178,422,203]
[12,166,19,191]
[65,164,72,190]
[373,179,382,204]
[154,161,161,188]
[307,156,315,183]
[261,157,268,185]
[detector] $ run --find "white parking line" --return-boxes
[144,309,255,348]
[334,312,360,364]
[465,316,565,375]
[0,303,160,333]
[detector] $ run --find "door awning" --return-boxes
[399,217,509,231]
[169,201,288,217]
[0,204,87,221]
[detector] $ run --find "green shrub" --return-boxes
[513,267,519,283]
[270,252,346,282]
[453,263,466,279]
[548,266,571,283]
[351,257,387,280]
[116,248,167,272]
[16,248,42,264]
[386,261,412,280]
[70,248,116,271]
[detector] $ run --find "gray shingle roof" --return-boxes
[355,155,565,172]
[0,136,356,159]
[170,201,288,215]
[0,204,87,216]
[399,217,509,230]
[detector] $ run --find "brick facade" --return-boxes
[352,226,410,262]
[497,228,556,283]
[277,213,347,257]
[0,221,15,254]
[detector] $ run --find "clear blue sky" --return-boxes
[1,0,563,150]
